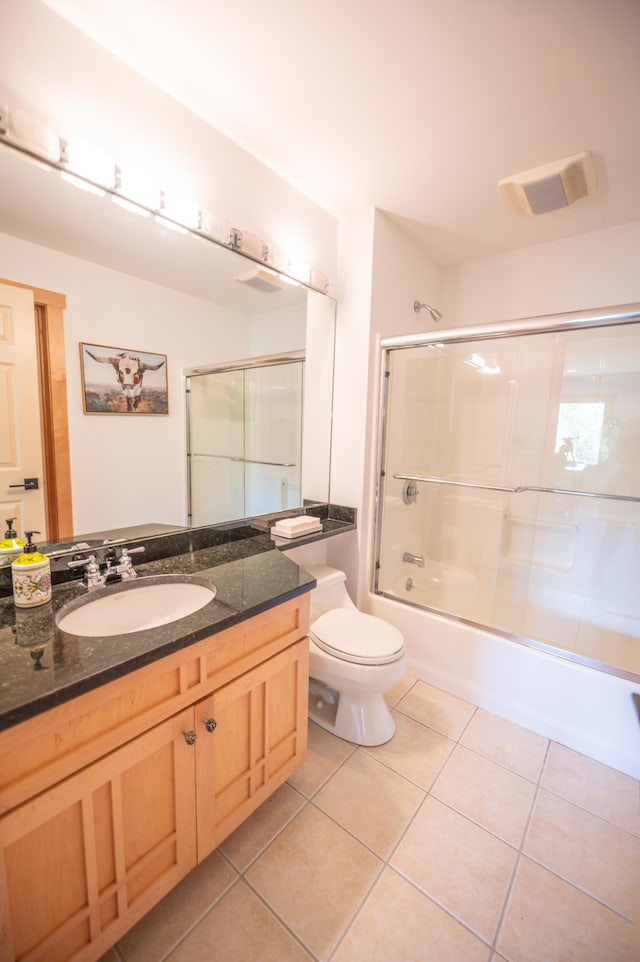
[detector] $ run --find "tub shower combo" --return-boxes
[374,304,640,684]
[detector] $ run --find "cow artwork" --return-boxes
[80,343,168,414]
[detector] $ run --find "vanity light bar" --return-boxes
[0,103,330,294]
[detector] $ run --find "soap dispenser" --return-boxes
[0,518,25,559]
[11,531,52,608]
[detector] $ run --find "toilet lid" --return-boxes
[310,609,404,665]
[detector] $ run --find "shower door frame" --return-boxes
[372,302,640,680]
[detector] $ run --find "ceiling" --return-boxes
[32,0,640,266]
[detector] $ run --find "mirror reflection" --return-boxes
[0,144,336,554]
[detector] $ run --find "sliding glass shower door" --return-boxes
[187,356,304,525]
[374,314,640,677]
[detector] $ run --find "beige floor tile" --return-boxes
[332,867,490,962]
[384,672,417,708]
[313,749,425,858]
[220,782,305,871]
[460,708,549,782]
[166,879,313,961]
[287,720,356,797]
[524,789,640,921]
[117,851,237,962]
[432,744,536,847]
[396,680,476,740]
[363,710,455,790]
[245,805,381,961]
[541,742,640,836]
[391,796,516,943]
[497,856,637,962]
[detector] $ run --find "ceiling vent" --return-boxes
[234,267,288,293]
[499,151,596,216]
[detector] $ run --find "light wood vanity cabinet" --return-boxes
[0,594,309,962]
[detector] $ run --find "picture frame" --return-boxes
[80,342,169,415]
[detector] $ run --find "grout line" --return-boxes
[218,783,309,874]
[453,738,549,786]
[491,784,540,958]
[226,875,319,961]
[387,862,493,950]
[425,793,522,852]
[359,709,458,792]
[533,781,640,839]
[158,871,242,962]
[324,859,387,961]
[521,851,638,925]
[306,792,398,864]
[292,723,358,801]
[490,742,550,958]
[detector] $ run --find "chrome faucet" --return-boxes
[67,545,146,589]
[67,553,104,588]
[402,551,425,568]
[114,547,145,580]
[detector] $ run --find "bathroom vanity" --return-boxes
[0,544,315,962]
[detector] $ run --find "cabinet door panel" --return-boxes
[0,708,196,962]
[196,638,308,858]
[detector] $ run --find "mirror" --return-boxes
[0,144,336,553]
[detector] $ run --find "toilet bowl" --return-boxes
[304,565,407,746]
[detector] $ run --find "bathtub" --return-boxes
[369,590,640,779]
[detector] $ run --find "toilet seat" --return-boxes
[310,609,404,666]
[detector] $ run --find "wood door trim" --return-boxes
[0,278,66,310]
[0,277,72,540]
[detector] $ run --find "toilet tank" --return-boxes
[304,564,355,621]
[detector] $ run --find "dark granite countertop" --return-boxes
[0,541,316,732]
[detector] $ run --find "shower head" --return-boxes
[414,301,443,322]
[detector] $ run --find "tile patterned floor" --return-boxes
[101,676,640,962]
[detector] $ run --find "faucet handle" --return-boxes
[116,545,145,579]
[118,545,145,564]
[67,554,103,587]
[120,545,145,561]
[67,553,99,572]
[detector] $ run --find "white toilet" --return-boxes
[304,564,407,746]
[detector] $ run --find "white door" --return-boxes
[0,282,47,540]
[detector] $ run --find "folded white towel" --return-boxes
[272,516,323,538]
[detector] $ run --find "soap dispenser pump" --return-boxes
[11,531,52,608]
[0,518,25,559]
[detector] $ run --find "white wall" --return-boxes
[441,220,640,325]
[370,210,443,340]
[0,230,250,532]
[326,210,445,603]
[248,303,306,357]
[325,209,377,589]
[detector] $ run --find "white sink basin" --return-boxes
[57,577,216,637]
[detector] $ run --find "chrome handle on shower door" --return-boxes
[393,473,640,504]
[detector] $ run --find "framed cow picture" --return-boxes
[80,342,169,415]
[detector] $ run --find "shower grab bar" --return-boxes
[192,453,297,467]
[393,474,640,504]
